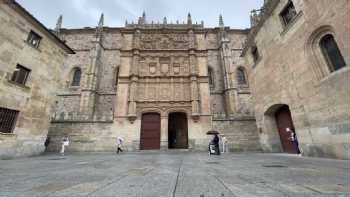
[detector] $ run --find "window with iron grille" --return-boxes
[11,64,31,85]
[280,1,297,26]
[0,107,19,134]
[27,30,42,48]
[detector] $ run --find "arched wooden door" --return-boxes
[275,106,297,154]
[140,113,161,150]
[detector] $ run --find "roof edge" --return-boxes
[6,0,75,54]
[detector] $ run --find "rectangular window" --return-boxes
[26,31,42,48]
[280,1,297,26]
[11,64,31,85]
[0,107,19,134]
[252,46,260,63]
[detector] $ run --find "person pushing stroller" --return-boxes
[208,134,220,155]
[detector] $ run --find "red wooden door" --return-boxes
[140,113,160,150]
[275,106,296,154]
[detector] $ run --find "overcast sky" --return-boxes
[17,0,264,29]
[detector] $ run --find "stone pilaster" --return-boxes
[79,14,104,120]
[218,15,237,115]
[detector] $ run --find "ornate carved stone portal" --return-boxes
[127,30,200,121]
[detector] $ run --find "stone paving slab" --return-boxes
[0,153,350,197]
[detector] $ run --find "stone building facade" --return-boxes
[0,1,74,158]
[242,0,350,159]
[47,14,261,152]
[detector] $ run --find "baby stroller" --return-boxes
[207,131,220,155]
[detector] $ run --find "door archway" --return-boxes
[168,112,188,149]
[140,113,161,150]
[274,105,299,154]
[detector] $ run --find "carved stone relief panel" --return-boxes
[139,33,189,50]
[149,63,157,74]
[136,80,191,102]
[173,63,180,74]
[137,54,190,77]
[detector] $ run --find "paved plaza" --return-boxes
[0,152,350,197]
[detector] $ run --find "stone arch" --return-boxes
[305,25,344,80]
[165,107,190,118]
[139,108,163,117]
[261,103,290,152]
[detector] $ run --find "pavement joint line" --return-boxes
[302,185,323,194]
[85,156,156,196]
[171,154,184,197]
[85,173,130,196]
[213,175,236,197]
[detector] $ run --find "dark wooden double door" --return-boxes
[275,106,298,154]
[140,113,161,150]
[140,112,189,150]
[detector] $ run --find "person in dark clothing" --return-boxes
[209,134,220,155]
[44,137,50,150]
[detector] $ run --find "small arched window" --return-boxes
[208,67,214,87]
[237,67,248,85]
[319,34,346,72]
[71,68,81,86]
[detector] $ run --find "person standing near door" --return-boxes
[221,135,227,153]
[287,128,301,155]
[60,136,69,156]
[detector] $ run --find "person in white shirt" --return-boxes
[116,136,124,154]
[221,136,228,153]
[60,136,69,156]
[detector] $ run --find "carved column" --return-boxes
[220,29,237,115]
[127,32,140,123]
[188,29,200,121]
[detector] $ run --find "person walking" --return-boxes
[60,136,69,156]
[116,136,124,154]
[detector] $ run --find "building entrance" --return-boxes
[168,112,188,149]
[140,113,161,150]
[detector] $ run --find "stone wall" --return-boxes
[243,0,350,159]
[0,3,71,158]
[47,17,260,153]
[213,118,261,152]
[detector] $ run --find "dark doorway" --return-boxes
[275,105,298,154]
[140,113,161,150]
[168,112,188,149]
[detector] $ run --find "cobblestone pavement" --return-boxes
[0,152,350,197]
